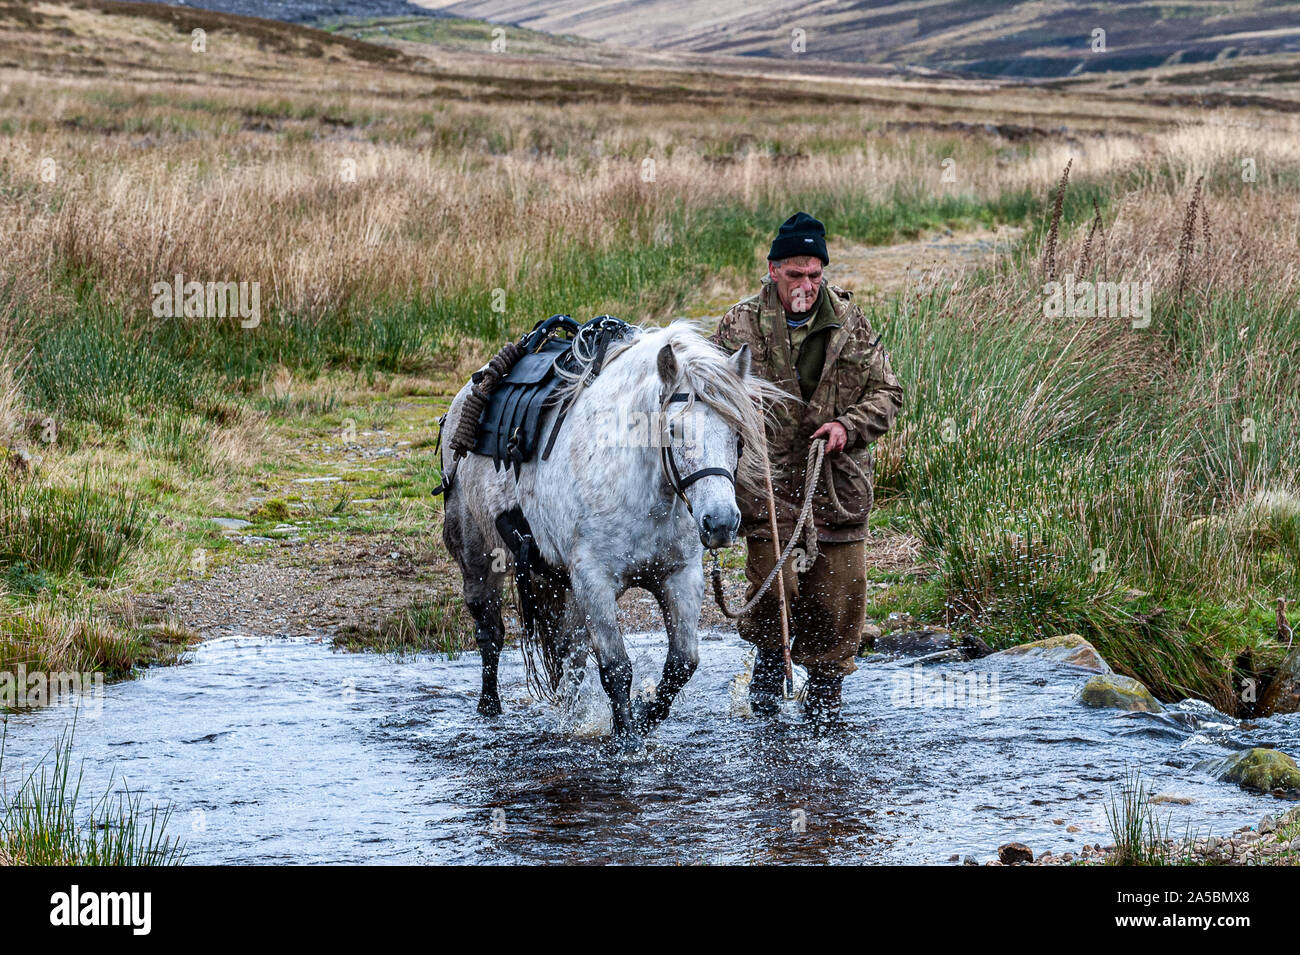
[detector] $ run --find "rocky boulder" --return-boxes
[1259,646,1300,716]
[1206,749,1300,796]
[989,634,1111,674]
[998,842,1034,865]
[1078,673,1164,712]
[874,628,961,659]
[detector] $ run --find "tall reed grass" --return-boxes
[0,719,186,865]
[874,170,1300,711]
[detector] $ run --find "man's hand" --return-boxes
[812,421,848,454]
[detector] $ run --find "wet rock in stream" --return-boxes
[1079,673,1164,713]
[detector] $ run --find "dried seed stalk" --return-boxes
[1042,158,1072,281]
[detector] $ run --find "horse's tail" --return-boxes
[516,572,569,703]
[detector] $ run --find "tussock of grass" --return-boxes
[0,472,153,580]
[1106,769,1172,866]
[0,720,186,866]
[332,592,474,657]
[0,601,199,681]
[0,606,138,677]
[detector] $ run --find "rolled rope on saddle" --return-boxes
[449,340,524,455]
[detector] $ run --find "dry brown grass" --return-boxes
[6,87,1295,325]
[1059,181,1300,301]
[2,0,1296,330]
[0,349,23,447]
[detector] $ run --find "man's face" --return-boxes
[769,256,823,314]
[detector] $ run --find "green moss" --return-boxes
[1214,749,1300,795]
[995,634,1111,673]
[1079,673,1164,713]
[250,498,291,522]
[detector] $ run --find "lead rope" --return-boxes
[710,437,826,697]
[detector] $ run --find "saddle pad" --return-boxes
[502,349,561,386]
[472,340,567,471]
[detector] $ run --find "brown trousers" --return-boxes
[737,536,866,678]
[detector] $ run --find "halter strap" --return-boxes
[658,391,744,514]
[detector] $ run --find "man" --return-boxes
[711,212,903,722]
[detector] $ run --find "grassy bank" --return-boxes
[871,169,1300,714]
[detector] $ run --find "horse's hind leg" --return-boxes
[526,585,588,708]
[466,576,506,717]
[444,506,507,716]
[637,563,703,731]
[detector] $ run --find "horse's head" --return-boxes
[656,340,754,550]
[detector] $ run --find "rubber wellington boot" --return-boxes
[749,649,786,716]
[802,671,844,726]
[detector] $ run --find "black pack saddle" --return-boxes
[472,314,632,475]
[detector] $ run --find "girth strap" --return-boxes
[494,507,541,639]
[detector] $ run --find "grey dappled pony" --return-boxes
[441,321,786,752]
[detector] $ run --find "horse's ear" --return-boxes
[730,343,751,380]
[656,343,678,386]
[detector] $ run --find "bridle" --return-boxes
[658,390,744,516]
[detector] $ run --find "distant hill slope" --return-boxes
[138,0,445,25]
[412,0,1300,77]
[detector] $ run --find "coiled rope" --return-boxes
[710,437,826,619]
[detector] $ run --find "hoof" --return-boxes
[477,695,502,717]
[629,699,665,734]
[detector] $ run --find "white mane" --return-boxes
[551,319,790,492]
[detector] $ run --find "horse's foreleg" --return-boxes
[639,563,703,731]
[570,559,640,752]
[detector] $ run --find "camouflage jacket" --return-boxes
[711,277,903,543]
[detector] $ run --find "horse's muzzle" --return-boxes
[699,510,741,550]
